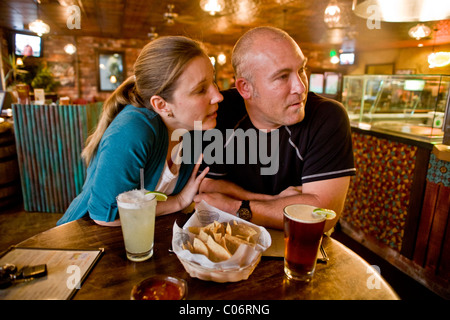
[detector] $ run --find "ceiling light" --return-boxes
[428,52,450,68]
[29,1,50,36]
[324,0,341,28]
[330,55,340,64]
[200,0,225,16]
[164,4,178,25]
[217,53,226,65]
[64,44,76,55]
[408,24,431,40]
[148,27,158,40]
[29,19,50,36]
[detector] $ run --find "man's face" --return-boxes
[244,38,308,130]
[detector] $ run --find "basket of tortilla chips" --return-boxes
[172,201,272,282]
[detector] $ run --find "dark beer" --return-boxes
[284,205,326,281]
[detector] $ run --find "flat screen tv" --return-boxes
[14,32,42,57]
[309,73,324,94]
[339,52,355,65]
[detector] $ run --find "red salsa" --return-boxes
[133,278,185,300]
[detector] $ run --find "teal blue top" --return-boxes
[57,105,195,225]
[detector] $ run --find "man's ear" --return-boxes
[150,95,170,114]
[235,77,252,100]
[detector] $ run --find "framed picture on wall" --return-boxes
[97,50,126,91]
[365,63,395,75]
[395,69,416,75]
[48,61,75,87]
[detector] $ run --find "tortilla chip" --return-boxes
[198,229,209,243]
[231,222,258,244]
[225,222,232,236]
[188,226,201,235]
[206,235,231,262]
[193,238,209,256]
[224,234,252,254]
[213,232,222,243]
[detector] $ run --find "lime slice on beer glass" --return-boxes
[145,191,168,201]
[312,208,336,220]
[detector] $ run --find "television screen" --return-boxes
[14,33,42,57]
[339,52,355,65]
[404,80,425,91]
[309,73,324,93]
[325,73,340,95]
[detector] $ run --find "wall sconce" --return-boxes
[64,44,77,55]
[408,24,431,40]
[200,0,225,16]
[324,0,341,27]
[428,52,450,68]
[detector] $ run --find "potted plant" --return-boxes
[31,62,60,93]
[2,54,29,103]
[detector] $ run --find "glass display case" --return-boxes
[341,74,450,143]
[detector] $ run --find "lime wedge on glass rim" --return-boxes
[145,191,168,201]
[312,208,336,220]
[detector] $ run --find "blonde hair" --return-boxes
[82,36,207,165]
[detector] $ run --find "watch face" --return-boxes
[238,208,252,221]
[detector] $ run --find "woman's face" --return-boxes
[166,55,223,131]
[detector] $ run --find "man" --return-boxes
[195,27,355,232]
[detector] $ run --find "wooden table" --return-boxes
[16,212,399,300]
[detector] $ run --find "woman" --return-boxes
[57,36,223,226]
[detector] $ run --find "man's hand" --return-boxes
[194,192,242,215]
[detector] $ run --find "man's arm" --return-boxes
[196,176,350,232]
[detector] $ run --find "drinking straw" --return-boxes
[140,168,144,190]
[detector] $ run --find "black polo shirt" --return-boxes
[202,88,356,195]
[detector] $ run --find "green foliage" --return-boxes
[31,64,60,92]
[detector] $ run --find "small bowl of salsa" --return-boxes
[131,275,187,300]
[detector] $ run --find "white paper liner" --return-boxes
[172,201,272,281]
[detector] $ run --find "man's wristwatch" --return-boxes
[236,200,252,221]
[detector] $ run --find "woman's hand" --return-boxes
[175,160,210,211]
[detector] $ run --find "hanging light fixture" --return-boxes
[29,19,50,36]
[324,0,341,28]
[147,27,159,40]
[408,23,431,40]
[164,4,178,25]
[200,0,225,16]
[29,1,50,36]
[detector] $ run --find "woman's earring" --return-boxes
[167,112,173,118]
